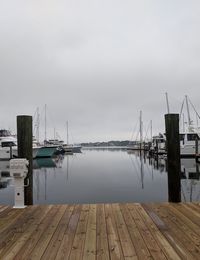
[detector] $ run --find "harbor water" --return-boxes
[0,148,200,205]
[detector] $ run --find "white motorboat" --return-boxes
[180,131,200,157]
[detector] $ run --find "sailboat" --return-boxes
[127,111,146,151]
[62,121,82,153]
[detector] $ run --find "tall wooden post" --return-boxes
[165,114,181,202]
[17,115,33,205]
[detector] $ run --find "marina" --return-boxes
[1,1,200,259]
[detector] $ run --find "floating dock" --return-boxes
[0,202,200,259]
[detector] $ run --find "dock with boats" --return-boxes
[0,202,200,259]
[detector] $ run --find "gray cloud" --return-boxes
[1,0,200,142]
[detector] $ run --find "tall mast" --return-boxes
[45,104,47,141]
[185,95,192,129]
[150,120,152,142]
[165,92,170,114]
[139,111,143,150]
[36,107,40,142]
[66,121,69,145]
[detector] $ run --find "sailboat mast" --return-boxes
[66,121,69,145]
[36,107,40,143]
[45,104,47,141]
[150,120,152,142]
[139,111,143,150]
[165,92,170,114]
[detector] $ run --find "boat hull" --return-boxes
[35,146,57,158]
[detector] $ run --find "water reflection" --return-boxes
[181,159,200,202]
[0,149,200,205]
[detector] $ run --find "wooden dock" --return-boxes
[0,202,200,259]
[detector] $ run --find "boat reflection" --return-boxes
[181,159,200,202]
[128,151,200,202]
[0,161,12,189]
[0,155,65,190]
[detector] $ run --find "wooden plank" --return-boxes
[174,203,200,227]
[105,204,124,260]
[69,204,89,260]
[1,205,52,260]
[55,205,81,260]
[148,203,199,259]
[0,206,39,255]
[0,205,10,215]
[112,204,137,259]
[83,204,97,260]
[168,203,200,236]
[183,203,200,214]
[127,203,167,260]
[136,203,181,260]
[96,204,110,260]
[28,205,67,259]
[41,205,74,260]
[13,205,59,259]
[0,208,25,233]
[0,207,16,219]
[120,204,151,260]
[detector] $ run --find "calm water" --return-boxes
[0,149,200,205]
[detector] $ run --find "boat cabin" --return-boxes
[180,132,200,145]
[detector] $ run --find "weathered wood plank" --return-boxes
[136,203,181,260]
[83,204,97,260]
[148,203,199,259]
[105,204,124,260]
[96,204,110,260]
[120,204,151,260]
[69,204,89,260]
[13,205,59,259]
[55,205,81,260]
[127,203,167,260]
[0,206,40,256]
[29,205,67,259]
[41,205,74,260]
[112,204,137,259]
[2,205,52,260]
[0,208,25,233]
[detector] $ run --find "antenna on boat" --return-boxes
[165,92,170,114]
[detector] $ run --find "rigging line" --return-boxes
[188,97,200,119]
[135,129,140,142]
[129,121,138,142]
[144,121,150,141]
[33,108,38,121]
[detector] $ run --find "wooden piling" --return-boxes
[17,115,33,205]
[165,114,181,202]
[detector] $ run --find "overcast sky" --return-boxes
[1,0,200,143]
